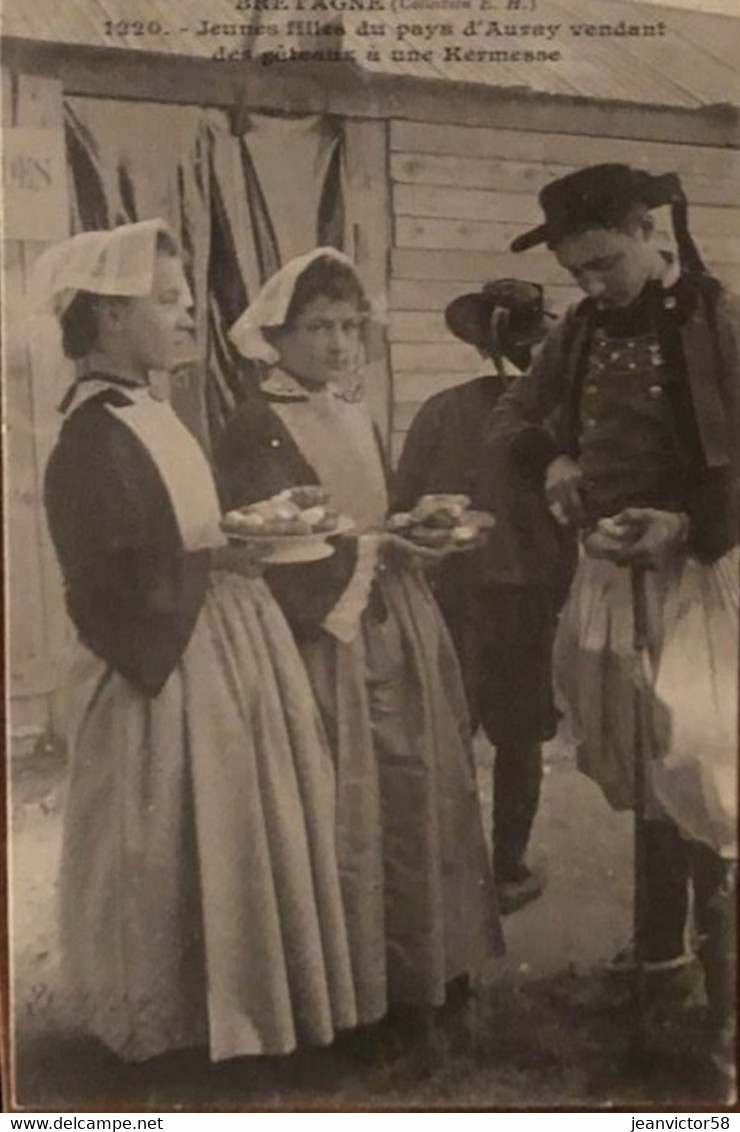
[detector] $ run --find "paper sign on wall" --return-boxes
[2,128,68,241]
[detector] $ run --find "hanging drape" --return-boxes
[63,98,345,447]
[203,110,344,440]
[65,98,212,446]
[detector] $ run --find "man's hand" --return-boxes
[608,508,690,569]
[582,523,633,562]
[545,455,584,524]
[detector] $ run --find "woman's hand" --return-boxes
[210,543,269,578]
[379,530,452,567]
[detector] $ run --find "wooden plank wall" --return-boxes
[342,118,392,438]
[3,71,73,747]
[388,118,740,462]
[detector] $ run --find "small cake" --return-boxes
[409,525,450,547]
[290,485,330,509]
[419,509,457,530]
[387,512,414,532]
[451,524,478,545]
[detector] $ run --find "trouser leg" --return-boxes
[642,820,690,964]
[691,844,737,1031]
[433,581,480,731]
[492,741,543,881]
[478,586,553,883]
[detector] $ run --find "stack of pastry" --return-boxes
[223,486,340,538]
[387,494,493,550]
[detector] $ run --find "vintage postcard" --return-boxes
[1,0,739,1113]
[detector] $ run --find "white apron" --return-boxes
[555,548,738,859]
[58,386,357,1059]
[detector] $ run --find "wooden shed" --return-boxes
[3,0,739,739]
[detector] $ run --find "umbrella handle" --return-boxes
[632,565,650,1049]
[631,565,650,654]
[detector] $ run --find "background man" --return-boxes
[393,279,576,914]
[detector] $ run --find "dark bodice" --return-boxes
[216,392,367,638]
[44,385,210,695]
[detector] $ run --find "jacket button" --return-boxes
[270,438,281,448]
[648,384,663,399]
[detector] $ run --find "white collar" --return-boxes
[260,367,364,404]
[60,375,155,418]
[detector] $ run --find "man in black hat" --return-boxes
[393,279,576,915]
[486,163,738,1087]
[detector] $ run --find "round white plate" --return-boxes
[394,532,489,558]
[222,514,355,565]
[261,540,336,564]
[386,509,495,557]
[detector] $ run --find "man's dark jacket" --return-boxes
[484,273,740,564]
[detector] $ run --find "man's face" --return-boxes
[273,296,365,387]
[118,253,196,373]
[554,225,656,309]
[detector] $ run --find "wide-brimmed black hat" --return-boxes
[444,278,550,357]
[510,164,705,274]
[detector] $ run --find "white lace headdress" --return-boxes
[229,246,382,364]
[31,218,174,317]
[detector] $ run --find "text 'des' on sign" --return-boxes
[2,128,69,241]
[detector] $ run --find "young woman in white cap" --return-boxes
[217,249,503,1060]
[37,221,358,1063]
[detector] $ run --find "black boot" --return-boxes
[386,1004,448,1075]
[693,852,737,1099]
[492,741,545,913]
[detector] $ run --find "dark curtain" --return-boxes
[64,98,345,449]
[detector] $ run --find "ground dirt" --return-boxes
[9,731,729,1111]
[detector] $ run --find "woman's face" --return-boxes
[107,253,196,373]
[273,295,364,387]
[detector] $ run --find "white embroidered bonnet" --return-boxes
[229,246,374,364]
[31,218,175,317]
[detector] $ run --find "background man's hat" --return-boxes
[510,163,705,274]
[444,278,550,357]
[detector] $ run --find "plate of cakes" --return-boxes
[222,486,354,564]
[385,494,495,555]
